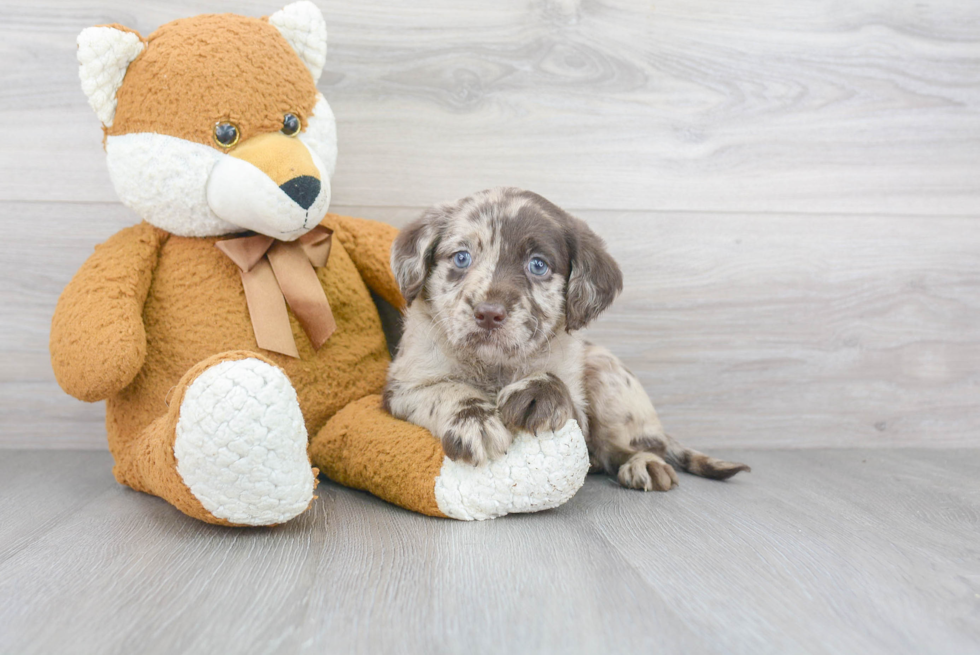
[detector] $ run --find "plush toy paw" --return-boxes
[174,358,315,526]
[433,419,590,521]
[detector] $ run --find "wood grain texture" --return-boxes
[0,0,978,213]
[0,449,978,654]
[4,201,978,449]
[1,0,978,449]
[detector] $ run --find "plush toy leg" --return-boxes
[309,395,591,520]
[112,351,316,526]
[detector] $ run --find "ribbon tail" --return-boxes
[268,242,336,350]
[240,259,300,358]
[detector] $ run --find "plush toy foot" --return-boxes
[433,420,589,520]
[173,357,315,526]
[310,395,590,520]
[113,351,315,526]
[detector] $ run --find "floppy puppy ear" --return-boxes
[391,205,449,306]
[564,216,623,331]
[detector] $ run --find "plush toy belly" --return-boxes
[105,230,391,451]
[310,396,590,520]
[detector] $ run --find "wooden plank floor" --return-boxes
[1,449,978,654]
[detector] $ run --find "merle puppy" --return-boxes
[384,188,749,491]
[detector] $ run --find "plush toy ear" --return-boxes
[268,1,328,83]
[77,25,144,127]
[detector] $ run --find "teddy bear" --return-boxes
[51,2,588,526]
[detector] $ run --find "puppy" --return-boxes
[384,188,749,491]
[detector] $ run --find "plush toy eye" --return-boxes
[213,122,240,148]
[453,251,472,269]
[282,113,301,136]
[528,257,549,276]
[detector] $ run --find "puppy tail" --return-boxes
[664,438,751,481]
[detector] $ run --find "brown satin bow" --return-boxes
[216,225,336,358]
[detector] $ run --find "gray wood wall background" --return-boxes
[1,0,977,450]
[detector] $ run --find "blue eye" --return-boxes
[453,251,472,268]
[528,257,549,276]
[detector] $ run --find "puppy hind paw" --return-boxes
[617,453,678,492]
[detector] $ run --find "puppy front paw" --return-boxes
[441,399,512,466]
[498,374,574,434]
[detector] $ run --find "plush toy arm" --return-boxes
[322,213,405,311]
[310,395,591,520]
[50,222,165,402]
[310,395,447,517]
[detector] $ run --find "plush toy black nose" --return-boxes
[279,175,320,210]
[474,303,507,330]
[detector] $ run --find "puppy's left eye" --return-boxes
[527,257,549,276]
[453,251,472,268]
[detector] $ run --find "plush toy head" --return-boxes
[77,1,337,240]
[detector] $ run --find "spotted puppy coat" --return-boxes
[385,188,749,491]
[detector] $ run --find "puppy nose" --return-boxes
[474,303,507,330]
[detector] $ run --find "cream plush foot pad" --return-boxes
[174,358,314,526]
[433,420,590,521]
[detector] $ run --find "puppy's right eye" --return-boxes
[452,251,472,268]
[527,257,550,276]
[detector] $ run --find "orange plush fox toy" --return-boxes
[52,2,589,526]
